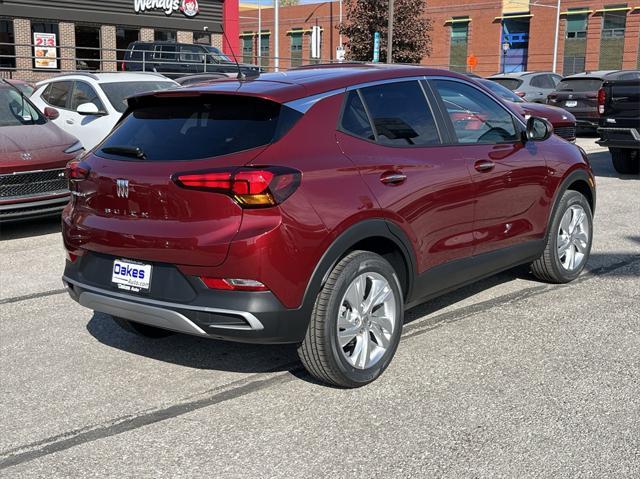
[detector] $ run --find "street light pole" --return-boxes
[552,0,561,73]
[339,0,343,46]
[274,0,279,71]
[257,0,261,68]
[387,0,394,64]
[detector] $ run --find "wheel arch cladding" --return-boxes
[301,219,416,312]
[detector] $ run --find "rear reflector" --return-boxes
[200,277,268,291]
[597,87,606,115]
[66,159,90,181]
[174,166,300,208]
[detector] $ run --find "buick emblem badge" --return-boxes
[21,152,32,161]
[116,179,129,198]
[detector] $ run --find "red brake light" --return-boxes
[597,87,606,114]
[200,277,268,291]
[66,159,90,181]
[515,91,526,98]
[174,167,300,208]
[121,61,126,71]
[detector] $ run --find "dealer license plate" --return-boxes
[565,100,577,107]
[111,259,152,292]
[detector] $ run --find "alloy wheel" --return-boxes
[557,204,590,271]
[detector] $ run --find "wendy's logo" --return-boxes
[180,0,199,17]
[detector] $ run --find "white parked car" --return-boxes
[31,72,178,151]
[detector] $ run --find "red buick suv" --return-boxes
[62,65,595,387]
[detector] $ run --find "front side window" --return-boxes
[433,80,519,144]
[358,81,441,146]
[70,82,105,111]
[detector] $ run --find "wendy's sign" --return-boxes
[134,0,200,17]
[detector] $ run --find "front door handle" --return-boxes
[474,160,495,172]
[380,171,407,185]
[66,119,74,125]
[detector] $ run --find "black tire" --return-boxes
[111,316,174,338]
[610,148,640,175]
[531,190,593,283]
[297,250,404,388]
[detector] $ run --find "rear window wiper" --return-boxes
[101,146,147,160]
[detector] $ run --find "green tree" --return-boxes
[280,0,299,6]
[338,0,432,63]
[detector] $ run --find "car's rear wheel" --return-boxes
[298,251,403,388]
[111,316,174,338]
[610,148,640,175]
[531,190,593,283]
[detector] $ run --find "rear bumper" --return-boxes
[62,255,311,344]
[596,127,640,149]
[0,194,69,222]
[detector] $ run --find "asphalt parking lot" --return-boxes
[1,137,638,478]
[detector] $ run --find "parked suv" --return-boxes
[31,72,178,150]
[489,71,562,103]
[547,70,639,131]
[596,73,640,174]
[62,65,595,387]
[0,80,81,221]
[122,41,260,79]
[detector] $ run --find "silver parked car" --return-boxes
[489,71,562,103]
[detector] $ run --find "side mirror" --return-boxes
[526,116,553,142]
[77,102,105,116]
[43,106,59,120]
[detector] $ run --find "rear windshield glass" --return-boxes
[556,79,602,92]
[98,96,302,161]
[490,78,522,91]
[482,80,524,103]
[100,81,177,113]
[0,87,45,127]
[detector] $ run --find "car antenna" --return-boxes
[220,27,245,81]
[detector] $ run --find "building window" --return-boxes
[563,8,588,75]
[116,27,139,71]
[290,29,303,68]
[194,31,211,45]
[241,33,253,64]
[259,32,270,68]
[501,16,530,73]
[600,5,627,69]
[31,22,60,70]
[449,19,469,73]
[75,25,101,71]
[0,19,16,69]
[155,30,177,42]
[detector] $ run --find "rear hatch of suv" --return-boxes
[547,77,602,124]
[64,93,302,267]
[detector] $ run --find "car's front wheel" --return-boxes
[531,190,593,283]
[298,251,404,388]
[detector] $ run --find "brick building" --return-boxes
[0,0,231,82]
[238,0,640,76]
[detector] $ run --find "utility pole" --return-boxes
[274,0,279,71]
[339,0,343,46]
[257,0,261,68]
[552,0,561,73]
[387,0,394,63]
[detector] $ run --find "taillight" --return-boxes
[515,91,526,98]
[200,277,268,291]
[547,94,558,103]
[121,61,126,71]
[66,159,91,181]
[597,87,606,114]
[174,166,301,208]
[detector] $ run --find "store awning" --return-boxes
[593,7,632,13]
[560,10,593,15]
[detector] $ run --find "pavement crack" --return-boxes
[0,371,297,471]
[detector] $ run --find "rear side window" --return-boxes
[43,81,73,108]
[340,91,374,140]
[358,81,440,146]
[98,96,302,161]
[433,79,519,144]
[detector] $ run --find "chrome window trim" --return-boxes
[62,276,265,331]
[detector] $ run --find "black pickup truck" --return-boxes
[596,73,640,174]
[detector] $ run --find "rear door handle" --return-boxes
[380,171,407,185]
[474,160,495,172]
[66,119,74,125]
